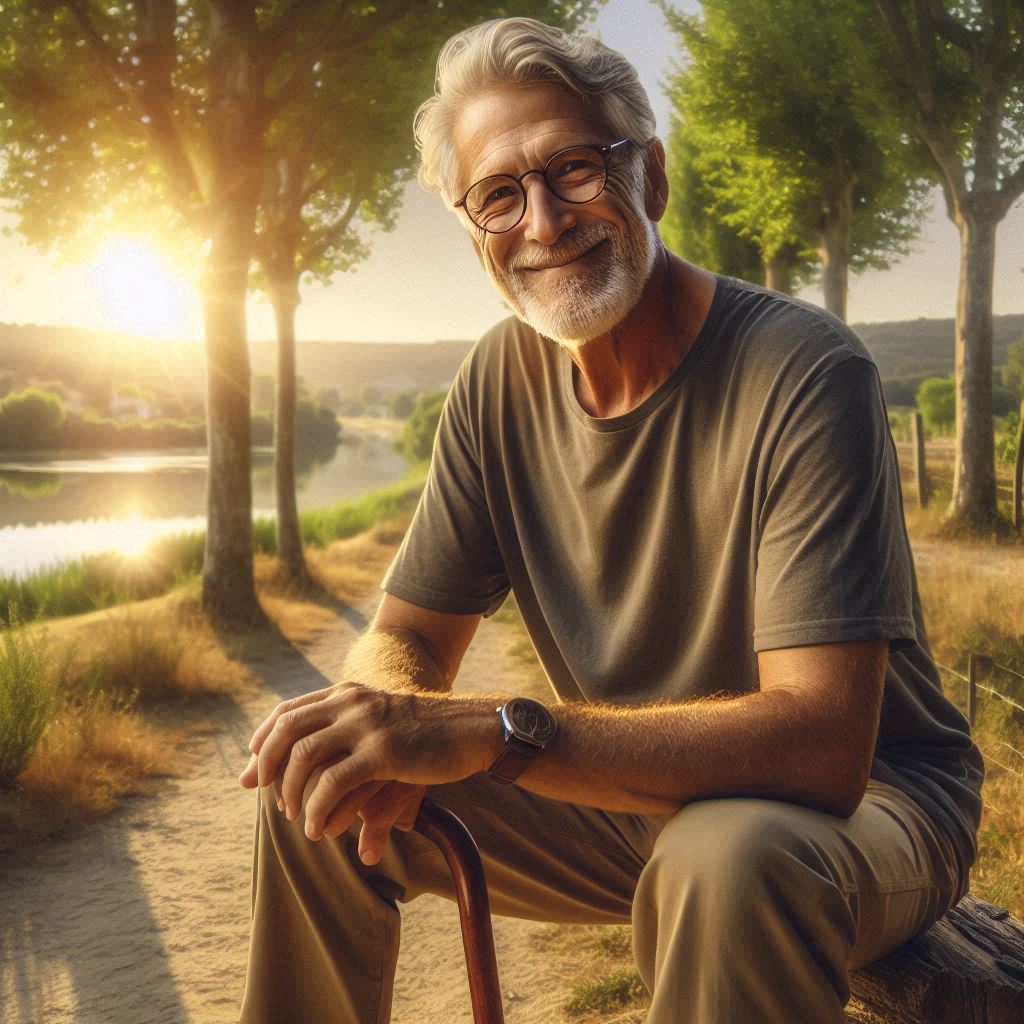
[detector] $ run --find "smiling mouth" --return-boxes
[525,238,607,272]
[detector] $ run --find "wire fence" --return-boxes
[935,654,1024,767]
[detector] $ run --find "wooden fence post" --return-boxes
[1013,399,1023,534]
[967,652,977,727]
[912,411,929,509]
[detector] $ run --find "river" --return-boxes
[0,423,409,577]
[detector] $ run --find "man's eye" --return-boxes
[551,156,603,183]
[481,184,518,208]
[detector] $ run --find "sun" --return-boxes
[85,237,198,339]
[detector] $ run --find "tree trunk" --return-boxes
[201,204,264,630]
[765,249,795,294]
[200,0,264,630]
[819,176,854,322]
[271,277,310,585]
[948,207,998,527]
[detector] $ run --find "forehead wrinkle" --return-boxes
[453,86,607,194]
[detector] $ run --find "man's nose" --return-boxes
[520,173,576,246]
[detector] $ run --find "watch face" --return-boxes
[507,698,557,744]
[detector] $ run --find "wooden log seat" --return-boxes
[845,894,1024,1023]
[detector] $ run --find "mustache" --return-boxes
[507,226,612,272]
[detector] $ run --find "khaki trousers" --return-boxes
[239,775,967,1024]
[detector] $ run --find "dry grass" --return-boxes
[911,522,1024,926]
[0,514,413,849]
[0,700,181,852]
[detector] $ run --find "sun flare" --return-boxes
[85,238,196,339]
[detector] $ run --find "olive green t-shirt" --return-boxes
[383,276,984,866]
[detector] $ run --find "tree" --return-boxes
[660,0,932,321]
[871,0,1024,528]
[660,109,770,286]
[0,1,598,621]
[0,388,66,449]
[917,376,956,434]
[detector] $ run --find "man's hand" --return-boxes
[239,682,492,850]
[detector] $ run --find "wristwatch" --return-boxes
[487,697,559,785]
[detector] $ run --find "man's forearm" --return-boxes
[486,687,871,820]
[342,627,452,693]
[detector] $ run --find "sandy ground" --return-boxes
[0,595,583,1024]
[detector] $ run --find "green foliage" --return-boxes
[916,377,956,434]
[0,616,59,788]
[0,387,66,449]
[1002,338,1024,401]
[996,409,1020,468]
[887,408,913,442]
[0,532,206,625]
[396,390,446,463]
[660,116,766,282]
[659,0,932,308]
[565,969,649,1016]
[290,467,427,549]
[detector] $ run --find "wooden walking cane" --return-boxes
[413,797,506,1024]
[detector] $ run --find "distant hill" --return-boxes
[249,339,472,397]
[1,313,1021,409]
[853,314,1024,379]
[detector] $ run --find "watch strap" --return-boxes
[487,739,540,785]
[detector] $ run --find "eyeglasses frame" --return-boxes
[453,138,636,234]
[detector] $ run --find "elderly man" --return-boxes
[239,17,982,1024]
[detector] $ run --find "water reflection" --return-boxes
[0,428,408,576]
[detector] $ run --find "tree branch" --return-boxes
[299,194,361,269]
[875,0,934,114]
[60,0,203,220]
[919,0,975,55]
[62,0,140,109]
[264,0,416,115]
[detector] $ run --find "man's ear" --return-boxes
[643,138,669,222]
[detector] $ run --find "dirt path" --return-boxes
[0,596,579,1024]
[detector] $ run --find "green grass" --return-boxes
[0,618,60,787]
[565,969,649,1016]
[0,464,427,625]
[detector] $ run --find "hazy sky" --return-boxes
[0,0,1021,343]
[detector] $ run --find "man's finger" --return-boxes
[303,752,378,840]
[357,783,426,865]
[248,686,333,756]
[256,700,336,790]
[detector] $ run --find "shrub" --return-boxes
[396,390,446,462]
[916,376,956,435]
[0,387,66,449]
[0,618,59,788]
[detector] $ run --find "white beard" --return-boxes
[486,197,660,350]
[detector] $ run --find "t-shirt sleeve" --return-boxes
[753,352,917,652]
[381,359,510,616]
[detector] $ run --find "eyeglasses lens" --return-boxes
[465,147,609,233]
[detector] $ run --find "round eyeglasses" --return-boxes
[454,139,635,234]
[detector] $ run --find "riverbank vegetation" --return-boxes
[0,384,340,455]
[0,465,427,625]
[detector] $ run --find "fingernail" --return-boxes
[276,796,284,813]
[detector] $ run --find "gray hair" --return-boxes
[414,18,656,205]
